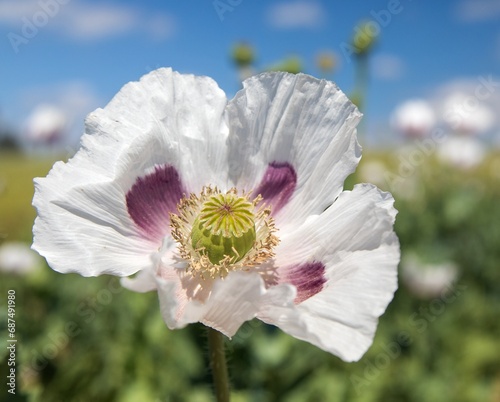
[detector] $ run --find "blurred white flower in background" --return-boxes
[25,104,67,144]
[437,136,486,169]
[442,92,495,135]
[401,254,458,299]
[391,99,436,139]
[0,242,42,276]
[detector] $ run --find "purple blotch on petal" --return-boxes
[282,261,326,304]
[254,162,297,214]
[126,164,185,242]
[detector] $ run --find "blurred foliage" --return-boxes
[0,153,54,242]
[231,43,305,78]
[0,136,20,152]
[1,149,500,402]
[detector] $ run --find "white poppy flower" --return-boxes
[391,99,436,138]
[437,136,486,169]
[401,254,457,299]
[0,242,42,276]
[32,68,399,362]
[25,104,67,144]
[442,93,495,135]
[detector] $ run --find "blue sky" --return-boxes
[1,0,499,147]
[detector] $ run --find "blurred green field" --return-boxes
[0,154,55,242]
[1,150,500,402]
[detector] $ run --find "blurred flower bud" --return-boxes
[352,20,378,57]
[316,51,337,73]
[232,42,255,68]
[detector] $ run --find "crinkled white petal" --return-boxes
[156,271,298,338]
[259,184,399,362]
[33,165,154,277]
[33,68,229,277]
[94,68,230,192]
[226,72,362,228]
[200,273,297,337]
[121,237,176,293]
[121,266,157,293]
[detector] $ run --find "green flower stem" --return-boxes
[207,326,230,402]
[354,53,369,112]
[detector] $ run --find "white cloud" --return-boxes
[62,4,138,40]
[454,0,500,23]
[0,1,40,23]
[267,1,326,29]
[372,54,405,81]
[52,82,102,118]
[1,0,176,41]
[146,14,177,41]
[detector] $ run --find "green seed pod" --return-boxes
[190,193,256,265]
[191,218,256,265]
